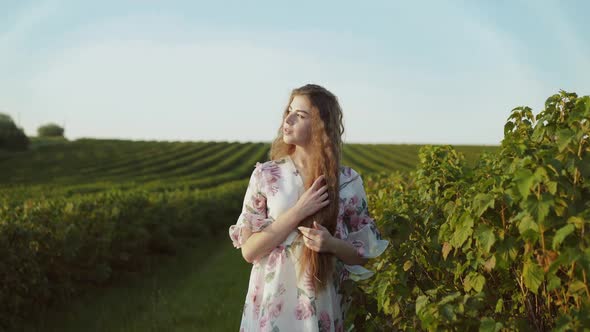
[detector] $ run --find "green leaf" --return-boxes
[438,291,461,305]
[479,317,503,332]
[552,224,575,250]
[472,274,485,292]
[504,121,515,135]
[450,213,474,248]
[403,260,413,271]
[567,216,585,230]
[523,260,544,294]
[415,295,429,315]
[553,314,572,332]
[514,169,534,198]
[546,274,561,291]
[475,225,496,253]
[494,298,503,313]
[568,280,586,294]
[546,181,557,195]
[518,214,539,241]
[464,272,485,292]
[484,255,496,272]
[473,193,495,217]
[579,153,590,177]
[556,128,574,152]
[442,242,452,260]
[521,193,553,225]
[533,166,548,182]
[440,304,456,321]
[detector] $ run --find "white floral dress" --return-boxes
[228,154,389,332]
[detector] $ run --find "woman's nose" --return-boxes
[285,113,295,124]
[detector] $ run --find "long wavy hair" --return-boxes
[269,84,345,293]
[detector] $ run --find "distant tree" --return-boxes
[0,113,12,122]
[37,123,65,137]
[0,112,29,151]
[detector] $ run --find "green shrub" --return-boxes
[0,180,247,330]
[350,90,589,331]
[37,123,65,137]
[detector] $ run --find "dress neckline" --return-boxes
[285,154,306,186]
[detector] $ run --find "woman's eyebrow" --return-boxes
[288,106,310,114]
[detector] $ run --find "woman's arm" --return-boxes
[329,237,369,266]
[241,206,302,263]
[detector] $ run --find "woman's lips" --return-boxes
[283,129,292,135]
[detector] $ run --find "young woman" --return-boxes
[228,84,389,331]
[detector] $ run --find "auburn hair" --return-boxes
[269,83,345,293]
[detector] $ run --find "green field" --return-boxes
[0,138,500,331]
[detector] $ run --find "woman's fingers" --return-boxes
[298,226,317,237]
[303,235,317,251]
[311,174,325,191]
[315,184,328,195]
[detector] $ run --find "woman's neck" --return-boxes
[290,149,312,173]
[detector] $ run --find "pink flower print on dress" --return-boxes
[229,226,241,248]
[259,313,270,330]
[277,282,286,297]
[266,245,286,271]
[351,239,365,257]
[319,311,332,332]
[350,195,359,206]
[245,214,272,231]
[255,161,282,196]
[338,197,346,215]
[334,217,347,239]
[252,191,267,213]
[269,297,284,318]
[354,215,372,232]
[294,295,315,320]
[348,214,363,230]
[344,196,358,217]
[358,215,372,231]
[250,285,262,317]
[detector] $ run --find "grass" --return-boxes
[21,233,251,332]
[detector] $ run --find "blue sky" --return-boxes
[1,0,588,145]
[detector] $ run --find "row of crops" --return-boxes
[0,138,498,198]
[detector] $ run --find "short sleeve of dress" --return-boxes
[336,171,389,282]
[228,163,274,249]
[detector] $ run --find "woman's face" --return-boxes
[283,94,312,147]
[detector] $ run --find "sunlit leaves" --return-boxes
[340,90,589,331]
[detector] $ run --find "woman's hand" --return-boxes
[298,221,335,253]
[293,174,330,220]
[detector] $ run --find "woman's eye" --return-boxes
[286,109,304,119]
